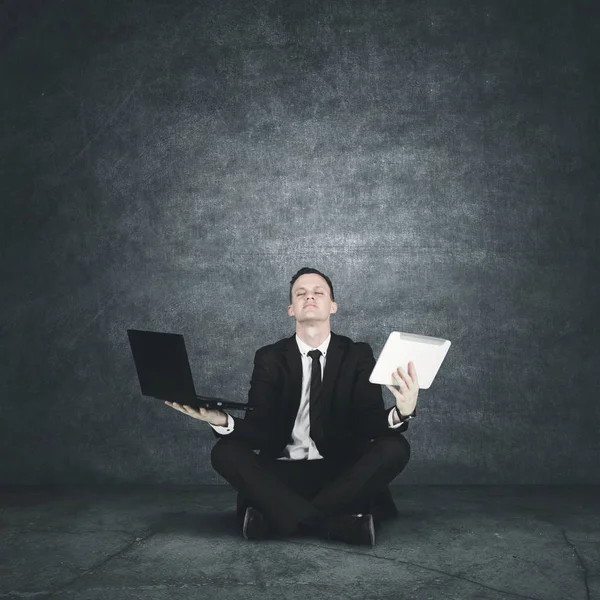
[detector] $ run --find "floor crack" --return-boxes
[290,539,542,600]
[561,529,591,600]
[38,528,156,599]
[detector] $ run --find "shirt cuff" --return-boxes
[388,407,404,429]
[210,412,234,434]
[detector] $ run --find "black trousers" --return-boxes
[211,435,410,536]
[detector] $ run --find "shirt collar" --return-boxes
[295,333,331,358]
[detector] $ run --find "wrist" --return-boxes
[395,406,415,423]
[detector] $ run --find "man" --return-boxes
[166,267,418,546]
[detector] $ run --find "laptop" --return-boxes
[127,329,254,411]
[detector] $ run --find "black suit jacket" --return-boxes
[213,332,409,461]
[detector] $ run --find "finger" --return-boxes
[385,384,405,402]
[392,370,409,391]
[182,405,200,417]
[407,361,419,386]
[397,365,417,392]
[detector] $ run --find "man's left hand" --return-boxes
[386,362,419,417]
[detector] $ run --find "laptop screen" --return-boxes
[127,329,197,403]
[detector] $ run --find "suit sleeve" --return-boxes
[211,348,278,450]
[352,343,408,438]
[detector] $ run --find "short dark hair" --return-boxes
[289,267,335,303]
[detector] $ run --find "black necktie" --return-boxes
[308,349,323,440]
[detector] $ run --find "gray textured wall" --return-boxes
[1,0,598,485]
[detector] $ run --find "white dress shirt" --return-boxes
[210,334,404,457]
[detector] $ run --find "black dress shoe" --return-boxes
[242,507,270,540]
[326,513,376,546]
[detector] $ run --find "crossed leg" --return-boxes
[211,435,410,537]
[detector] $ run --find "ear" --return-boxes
[287,304,295,317]
[330,301,338,315]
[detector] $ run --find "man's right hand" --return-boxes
[164,402,228,427]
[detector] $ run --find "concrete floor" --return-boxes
[1,486,598,600]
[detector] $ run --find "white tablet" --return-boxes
[369,332,451,389]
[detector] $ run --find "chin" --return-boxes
[301,317,324,325]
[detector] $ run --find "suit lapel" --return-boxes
[321,332,345,404]
[284,334,303,421]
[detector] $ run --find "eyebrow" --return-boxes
[295,286,325,292]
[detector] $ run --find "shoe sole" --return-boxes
[243,508,269,540]
[367,515,375,546]
[242,508,252,540]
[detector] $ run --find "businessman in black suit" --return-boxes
[166,267,419,546]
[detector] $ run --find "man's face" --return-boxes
[287,273,338,324]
